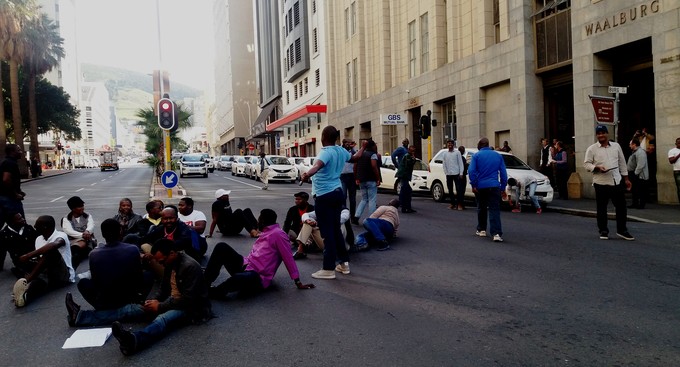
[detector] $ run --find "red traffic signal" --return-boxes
[157,98,176,130]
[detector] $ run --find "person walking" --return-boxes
[353,139,381,223]
[396,145,417,213]
[300,126,365,280]
[627,138,649,209]
[668,137,680,204]
[259,152,269,190]
[468,137,508,243]
[442,139,465,210]
[583,124,634,241]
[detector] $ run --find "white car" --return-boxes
[428,148,554,205]
[200,153,215,173]
[254,155,298,183]
[231,156,250,176]
[379,156,429,194]
[179,153,208,178]
[217,155,233,171]
[246,156,260,179]
[288,157,316,181]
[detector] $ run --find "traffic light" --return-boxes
[420,115,431,139]
[157,98,176,130]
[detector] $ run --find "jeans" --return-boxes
[399,179,413,210]
[512,182,540,209]
[593,182,628,234]
[362,218,394,242]
[475,187,502,236]
[340,173,357,217]
[675,171,680,204]
[314,188,348,270]
[204,242,263,295]
[355,181,377,219]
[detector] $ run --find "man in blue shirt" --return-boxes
[468,137,508,242]
[391,138,409,167]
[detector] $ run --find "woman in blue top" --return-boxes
[301,126,365,280]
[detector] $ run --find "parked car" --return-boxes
[217,155,233,171]
[231,156,251,176]
[253,155,298,183]
[199,153,215,173]
[179,153,208,178]
[427,148,554,206]
[288,156,316,181]
[246,156,260,179]
[379,156,429,194]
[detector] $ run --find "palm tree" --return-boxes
[23,12,64,163]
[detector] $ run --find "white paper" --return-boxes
[62,328,112,349]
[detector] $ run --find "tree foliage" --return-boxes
[135,102,192,157]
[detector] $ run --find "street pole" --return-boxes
[156,0,172,198]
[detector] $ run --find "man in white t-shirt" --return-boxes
[12,215,75,308]
[178,197,207,236]
[669,137,680,204]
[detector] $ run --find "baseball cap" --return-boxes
[214,189,231,199]
[595,124,609,134]
[294,191,309,200]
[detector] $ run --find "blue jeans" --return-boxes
[475,187,502,236]
[314,188,348,270]
[355,181,377,219]
[76,303,146,326]
[512,182,540,209]
[362,218,394,242]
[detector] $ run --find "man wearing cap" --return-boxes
[62,196,97,269]
[584,125,634,241]
[282,192,314,248]
[208,189,259,238]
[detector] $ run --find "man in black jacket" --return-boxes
[282,191,314,243]
[122,200,163,246]
[0,212,38,275]
[141,206,205,262]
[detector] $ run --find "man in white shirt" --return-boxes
[442,139,465,210]
[12,215,74,308]
[178,197,207,235]
[668,137,680,204]
[62,196,96,270]
[583,125,633,241]
[627,138,649,209]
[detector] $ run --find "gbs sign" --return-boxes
[380,113,406,125]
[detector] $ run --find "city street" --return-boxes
[1,165,679,366]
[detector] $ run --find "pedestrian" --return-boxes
[391,138,409,167]
[65,238,212,356]
[507,177,542,214]
[539,138,552,179]
[468,137,508,242]
[396,145,417,213]
[353,139,381,223]
[259,152,269,190]
[669,137,680,204]
[355,198,400,251]
[340,139,358,223]
[67,156,72,170]
[204,208,315,299]
[0,212,39,275]
[122,200,163,247]
[300,125,365,280]
[0,144,26,229]
[442,139,465,210]
[583,124,634,241]
[207,189,260,238]
[458,145,469,209]
[627,138,648,209]
[553,141,569,200]
[30,156,41,178]
[500,140,512,153]
[142,206,206,262]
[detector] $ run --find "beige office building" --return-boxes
[325,0,679,203]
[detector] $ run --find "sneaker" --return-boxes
[77,270,91,280]
[493,234,504,242]
[476,230,487,237]
[511,208,521,213]
[335,262,350,275]
[261,186,268,190]
[112,321,137,356]
[536,208,542,214]
[599,231,609,240]
[376,240,390,251]
[13,278,28,308]
[616,231,635,241]
[311,269,336,279]
[65,293,81,327]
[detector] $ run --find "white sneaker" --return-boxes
[77,270,92,280]
[476,230,487,237]
[335,262,350,275]
[311,269,336,279]
[13,278,28,308]
[493,234,504,242]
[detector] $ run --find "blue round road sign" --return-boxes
[161,170,179,189]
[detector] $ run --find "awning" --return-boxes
[253,102,277,128]
[267,104,327,132]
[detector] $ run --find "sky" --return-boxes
[74,0,214,90]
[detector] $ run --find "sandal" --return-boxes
[292,252,307,260]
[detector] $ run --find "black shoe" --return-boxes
[599,231,609,240]
[65,292,80,327]
[616,231,635,241]
[377,240,390,251]
[112,321,137,356]
[350,217,360,225]
[208,285,229,300]
[292,251,307,260]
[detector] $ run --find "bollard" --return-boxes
[567,172,582,199]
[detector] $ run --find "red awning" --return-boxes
[267,105,327,131]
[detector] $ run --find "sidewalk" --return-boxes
[20,168,72,183]
[546,198,680,225]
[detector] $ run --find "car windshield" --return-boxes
[236,157,246,163]
[269,157,291,165]
[183,155,203,162]
[502,155,532,170]
[220,156,230,161]
[414,160,428,171]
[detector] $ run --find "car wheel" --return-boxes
[431,181,446,202]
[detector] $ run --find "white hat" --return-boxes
[215,189,231,199]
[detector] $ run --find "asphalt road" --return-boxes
[1,164,679,366]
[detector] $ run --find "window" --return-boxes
[534,0,572,70]
[312,0,316,13]
[420,13,429,73]
[313,28,318,54]
[294,2,300,25]
[493,0,500,43]
[315,69,320,87]
[286,91,290,105]
[350,2,357,35]
[299,81,303,96]
[387,125,398,153]
[294,84,298,100]
[289,47,295,68]
[442,101,457,146]
[288,9,293,31]
[284,15,288,35]
[295,38,302,63]
[304,78,309,94]
[352,58,358,102]
[408,21,416,78]
[345,8,350,39]
[346,62,352,104]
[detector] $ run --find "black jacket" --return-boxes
[155,252,212,323]
[282,204,314,235]
[143,221,205,260]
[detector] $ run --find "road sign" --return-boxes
[161,170,178,189]
[608,86,627,94]
[588,95,615,124]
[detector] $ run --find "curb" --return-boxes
[21,170,72,183]
[148,174,186,199]
[546,206,660,224]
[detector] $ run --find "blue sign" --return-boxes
[161,170,178,189]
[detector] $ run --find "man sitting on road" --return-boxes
[178,197,208,255]
[292,207,353,260]
[122,199,164,246]
[0,212,39,276]
[355,199,400,251]
[142,206,205,262]
[61,196,97,270]
[207,189,259,238]
[76,219,151,310]
[12,215,75,308]
[65,238,212,356]
[112,198,143,238]
[282,191,314,246]
[204,209,314,299]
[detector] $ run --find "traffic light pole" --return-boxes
[164,130,172,198]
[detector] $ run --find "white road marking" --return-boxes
[75,188,84,192]
[91,183,97,186]
[101,179,107,182]
[223,176,262,188]
[50,196,64,203]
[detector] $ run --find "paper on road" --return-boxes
[62,328,112,349]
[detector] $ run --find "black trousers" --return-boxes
[593,182,628,234]
[217,208,257,236]
[204,242,262,296]
[628,172,647,208]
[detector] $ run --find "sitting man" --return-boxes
[0,212,39,277]
[282,191,314,245]
[207,189,259,238]
[178,197,207,235]
[292,207,353,260]
[12,215,75,308]
[112,198,143,238]
[355,199,400,251]
[507,177,542,214]
[122,199,163,246]
[61,196,97,269]
[142,206,205,262]
[65,238,212,356]
[76,218,151,310]
[205,208,315,299]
